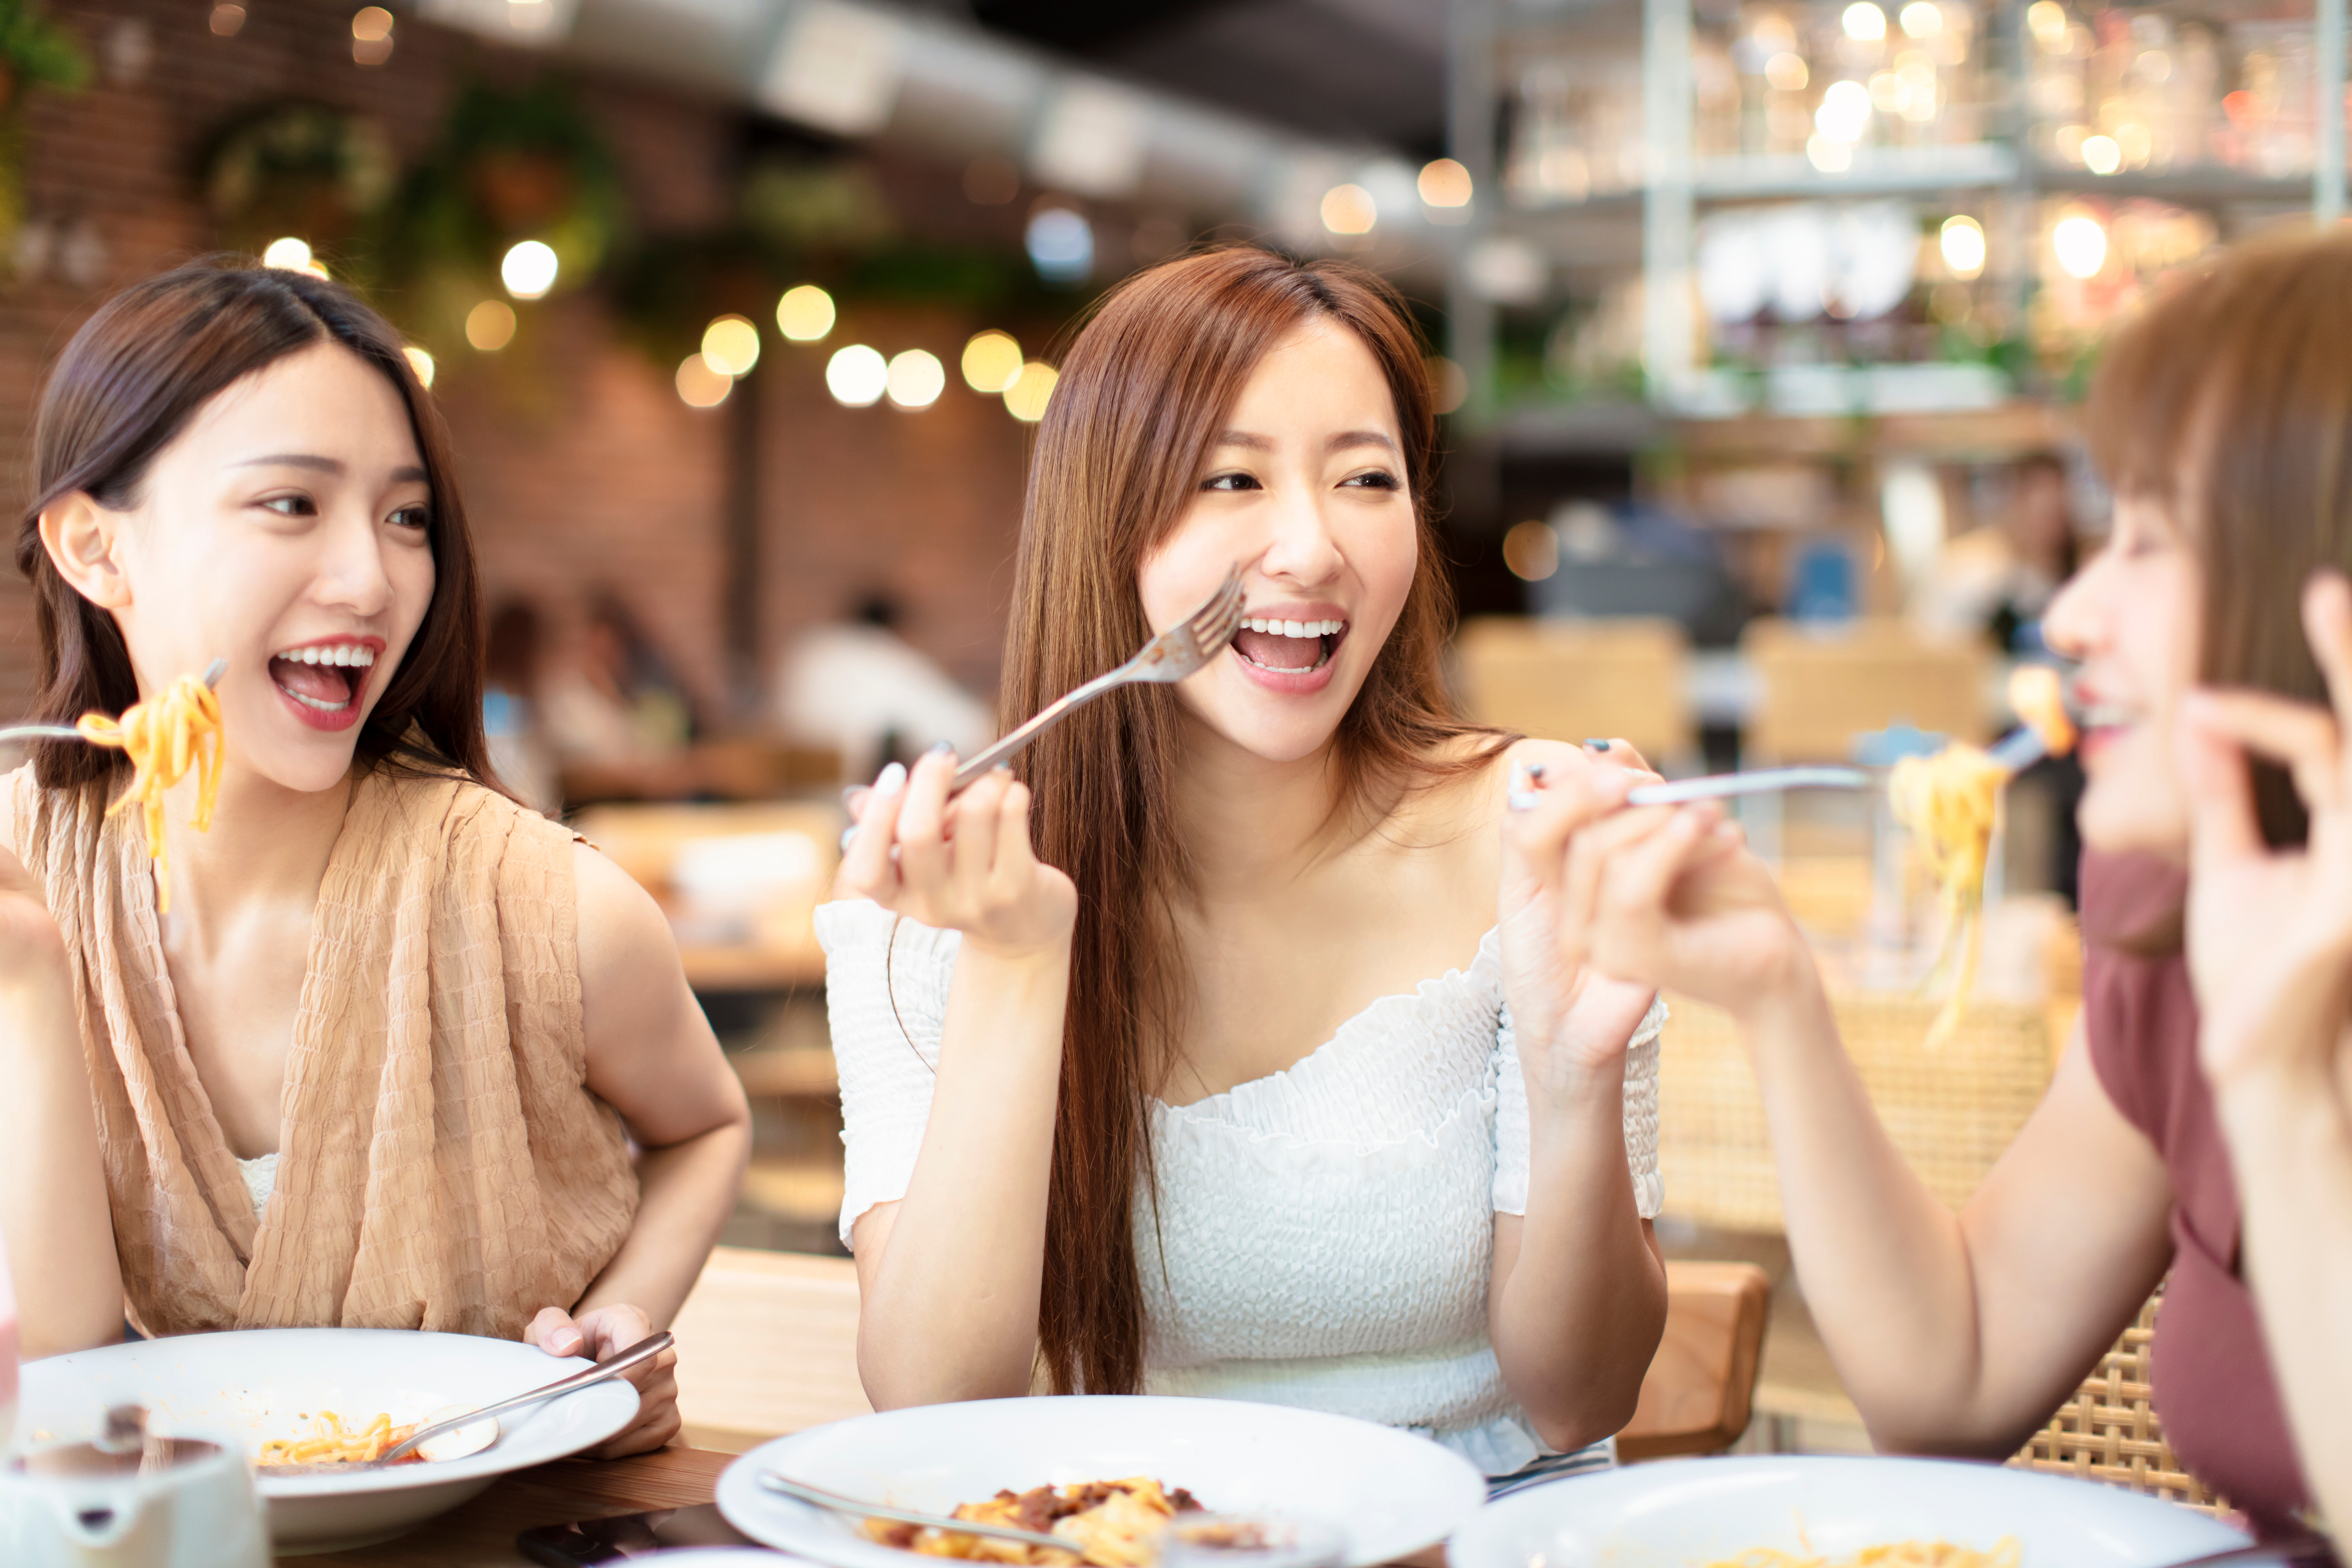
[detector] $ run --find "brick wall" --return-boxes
[0,0,1033,723]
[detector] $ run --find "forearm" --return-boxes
[0,965,124,1357]
[2218,1063,2352,1528]
[575,1115,751,1329]
[1491,1061,1667,1452]
[1738,964,2004,1449]
[856,944,1068,1408]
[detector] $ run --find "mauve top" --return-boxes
[2079,850,2310,1533]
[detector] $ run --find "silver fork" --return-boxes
[0,659,228,746]
[843,568,1245,848]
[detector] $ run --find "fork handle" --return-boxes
[375,1330,673,1462]
[0,725,88,744]
[950,665,1133,791]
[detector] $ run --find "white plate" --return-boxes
[19,1328,638,1555]
[715,1395,1486,1568]
[1450,1454,2249,1568]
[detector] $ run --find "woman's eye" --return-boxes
[1202,471,1260,492]
[261,495,317,517]
[1340,470,1400,490]
[389,504,432,532]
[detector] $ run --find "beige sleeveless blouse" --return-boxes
[8,765,638,1341]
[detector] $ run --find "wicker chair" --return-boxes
[2009,1289,2224,1513]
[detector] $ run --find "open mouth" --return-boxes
[1232,616,1347,674]
[268,642,379,725]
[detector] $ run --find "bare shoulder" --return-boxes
[569,839,680,992]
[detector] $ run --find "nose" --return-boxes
[1254,477,1345,588]
[312,506,395,618]
[2040,549,2104,664]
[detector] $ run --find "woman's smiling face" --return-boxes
[1136,320,1419,765]
[56,340,437,795]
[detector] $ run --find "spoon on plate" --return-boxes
[262,1330,671,1475]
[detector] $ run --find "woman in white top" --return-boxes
[824,248,1669,1484]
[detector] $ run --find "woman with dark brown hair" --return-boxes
[825,246,1669,1486]
[0,258,749,1454]
[1533,227,2352,1532]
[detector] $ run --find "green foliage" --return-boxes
[0,0,88,93]
[198,101,396,263]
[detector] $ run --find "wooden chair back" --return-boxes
[1743,617,1990,763]
[1454,616,1693,765]
[1618,1259,1772,1461]
[671,1247,870,1449]
[2009,1288,2223,1511]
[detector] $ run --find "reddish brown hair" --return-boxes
[13,256,498,795]
[2084,227,2352,848]
[1004,246,1503,1395]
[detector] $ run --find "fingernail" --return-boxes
[1525,762,1547,783]
[1508,790,1541,811]
[993,760,1012,772]
[840,784,865,806]
[873,761,907,796]
[1584,738,1612,751]
[925,741,953,756]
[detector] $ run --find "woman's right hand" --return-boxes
[837,748,1077,961]
[1541,778,1814,1018]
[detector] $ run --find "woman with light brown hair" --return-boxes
[824,246,1670,1485]
[1533,227,2352,1532]
[0,258,750,1454]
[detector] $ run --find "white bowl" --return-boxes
[19,1328,638,1555]
[716,1395,1486,1568]
[1450,1454,2249,1568]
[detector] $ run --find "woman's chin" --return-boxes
[2076,785,2192,861]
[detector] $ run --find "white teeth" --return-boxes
[272,644,376,667]
[1240,617,1343,637]
[285,688,350,712]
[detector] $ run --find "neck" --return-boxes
[156,760,355,951]
[1170,715,1353,898]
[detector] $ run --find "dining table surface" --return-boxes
[289,1443,735,1566]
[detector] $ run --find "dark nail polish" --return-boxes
[1525,763,1547,782]
[1584,738,1612,750]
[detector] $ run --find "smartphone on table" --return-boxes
[517,1503,760,1564]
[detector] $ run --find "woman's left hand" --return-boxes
[1498,739,1665,1095]
[526,1303,681,1457]
[2179,570,2352,1095]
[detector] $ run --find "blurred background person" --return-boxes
[775,593,993,783]
[483,597,563,817]
[1915,451,2079,651]
[542,593,702,803]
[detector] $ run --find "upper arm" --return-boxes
[571,842,748,1146]
[1952,1020,2176,1446]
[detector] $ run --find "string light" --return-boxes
[886,349,946,410]
[465,300,517,351]
[1939,215,1986,278]
[960,331,1023,393]
[702,315,760,376]
[1320,184,1377,236]
[826,345,888,407]
[500,241,558,300]
[677,354,731,408]
[1003,361,1058,422]
[776,284,836,342]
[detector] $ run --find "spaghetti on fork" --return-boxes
[74,670,225,914]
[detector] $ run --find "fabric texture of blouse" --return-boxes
[8,764,640,1342]
[2079,850,2309,1535]
[819,898,1666,1477]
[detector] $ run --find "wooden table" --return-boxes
[292,1444,734,1566]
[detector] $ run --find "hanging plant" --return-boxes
[373,76,625,348]
[0,0,88,260]
[198,101,397,268]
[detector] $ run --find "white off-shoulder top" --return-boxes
[817,898,1666,1479]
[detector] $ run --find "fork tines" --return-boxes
[1188,567,1246,656]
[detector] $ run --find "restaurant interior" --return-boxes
[3,0,2340,1542]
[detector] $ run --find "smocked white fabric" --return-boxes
[819,898,1666,1478]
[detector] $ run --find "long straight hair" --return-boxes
[1004,246,1505,1396]
[13,256,499,795]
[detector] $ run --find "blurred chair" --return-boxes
[1618,1260,1772,1461]
[672,1247,869,1450]
[1454,616,1693,766]
[2010,1289,2223,1512]
[1743,618,1991,764]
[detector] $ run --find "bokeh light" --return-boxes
[960,330,1024,393]
[403,346,436,388]
[501,240,559,300]
[2026,0,2068,47]
[2080,134,2121,174]
[1939,215,1986,278]
[886,349,946,410]
[1816,79,1872,141]
[1417,158,1472,209]
[2053,212,2108,279]
[262,236,326,278]
[1428,357,1469,416]
[351,5,393,62]
[209,3,245,34]
[1025,208,1094,284]
[826,345,889,407]
[1898,1,1941,36]
[1502,521,1561,582]
[1321,183,1377,236]
[677,354,732,408]
[465,300,517,351]
[1842,2,1886,39]
[702,315,760,377]
[1003,361,1058,422]
[776,284,836,342]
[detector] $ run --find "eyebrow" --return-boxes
[1212,429,1399,455]
[236,453,429,484]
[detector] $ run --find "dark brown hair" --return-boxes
[2084,226,2352,849]
[1004,246,1504,1395]
[13,256,497,794]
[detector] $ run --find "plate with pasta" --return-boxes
[1448,1455,2248,1568]
[714,1395,1486,1568]
[17,1326,637,1553]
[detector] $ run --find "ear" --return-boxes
[37,492,131,610]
